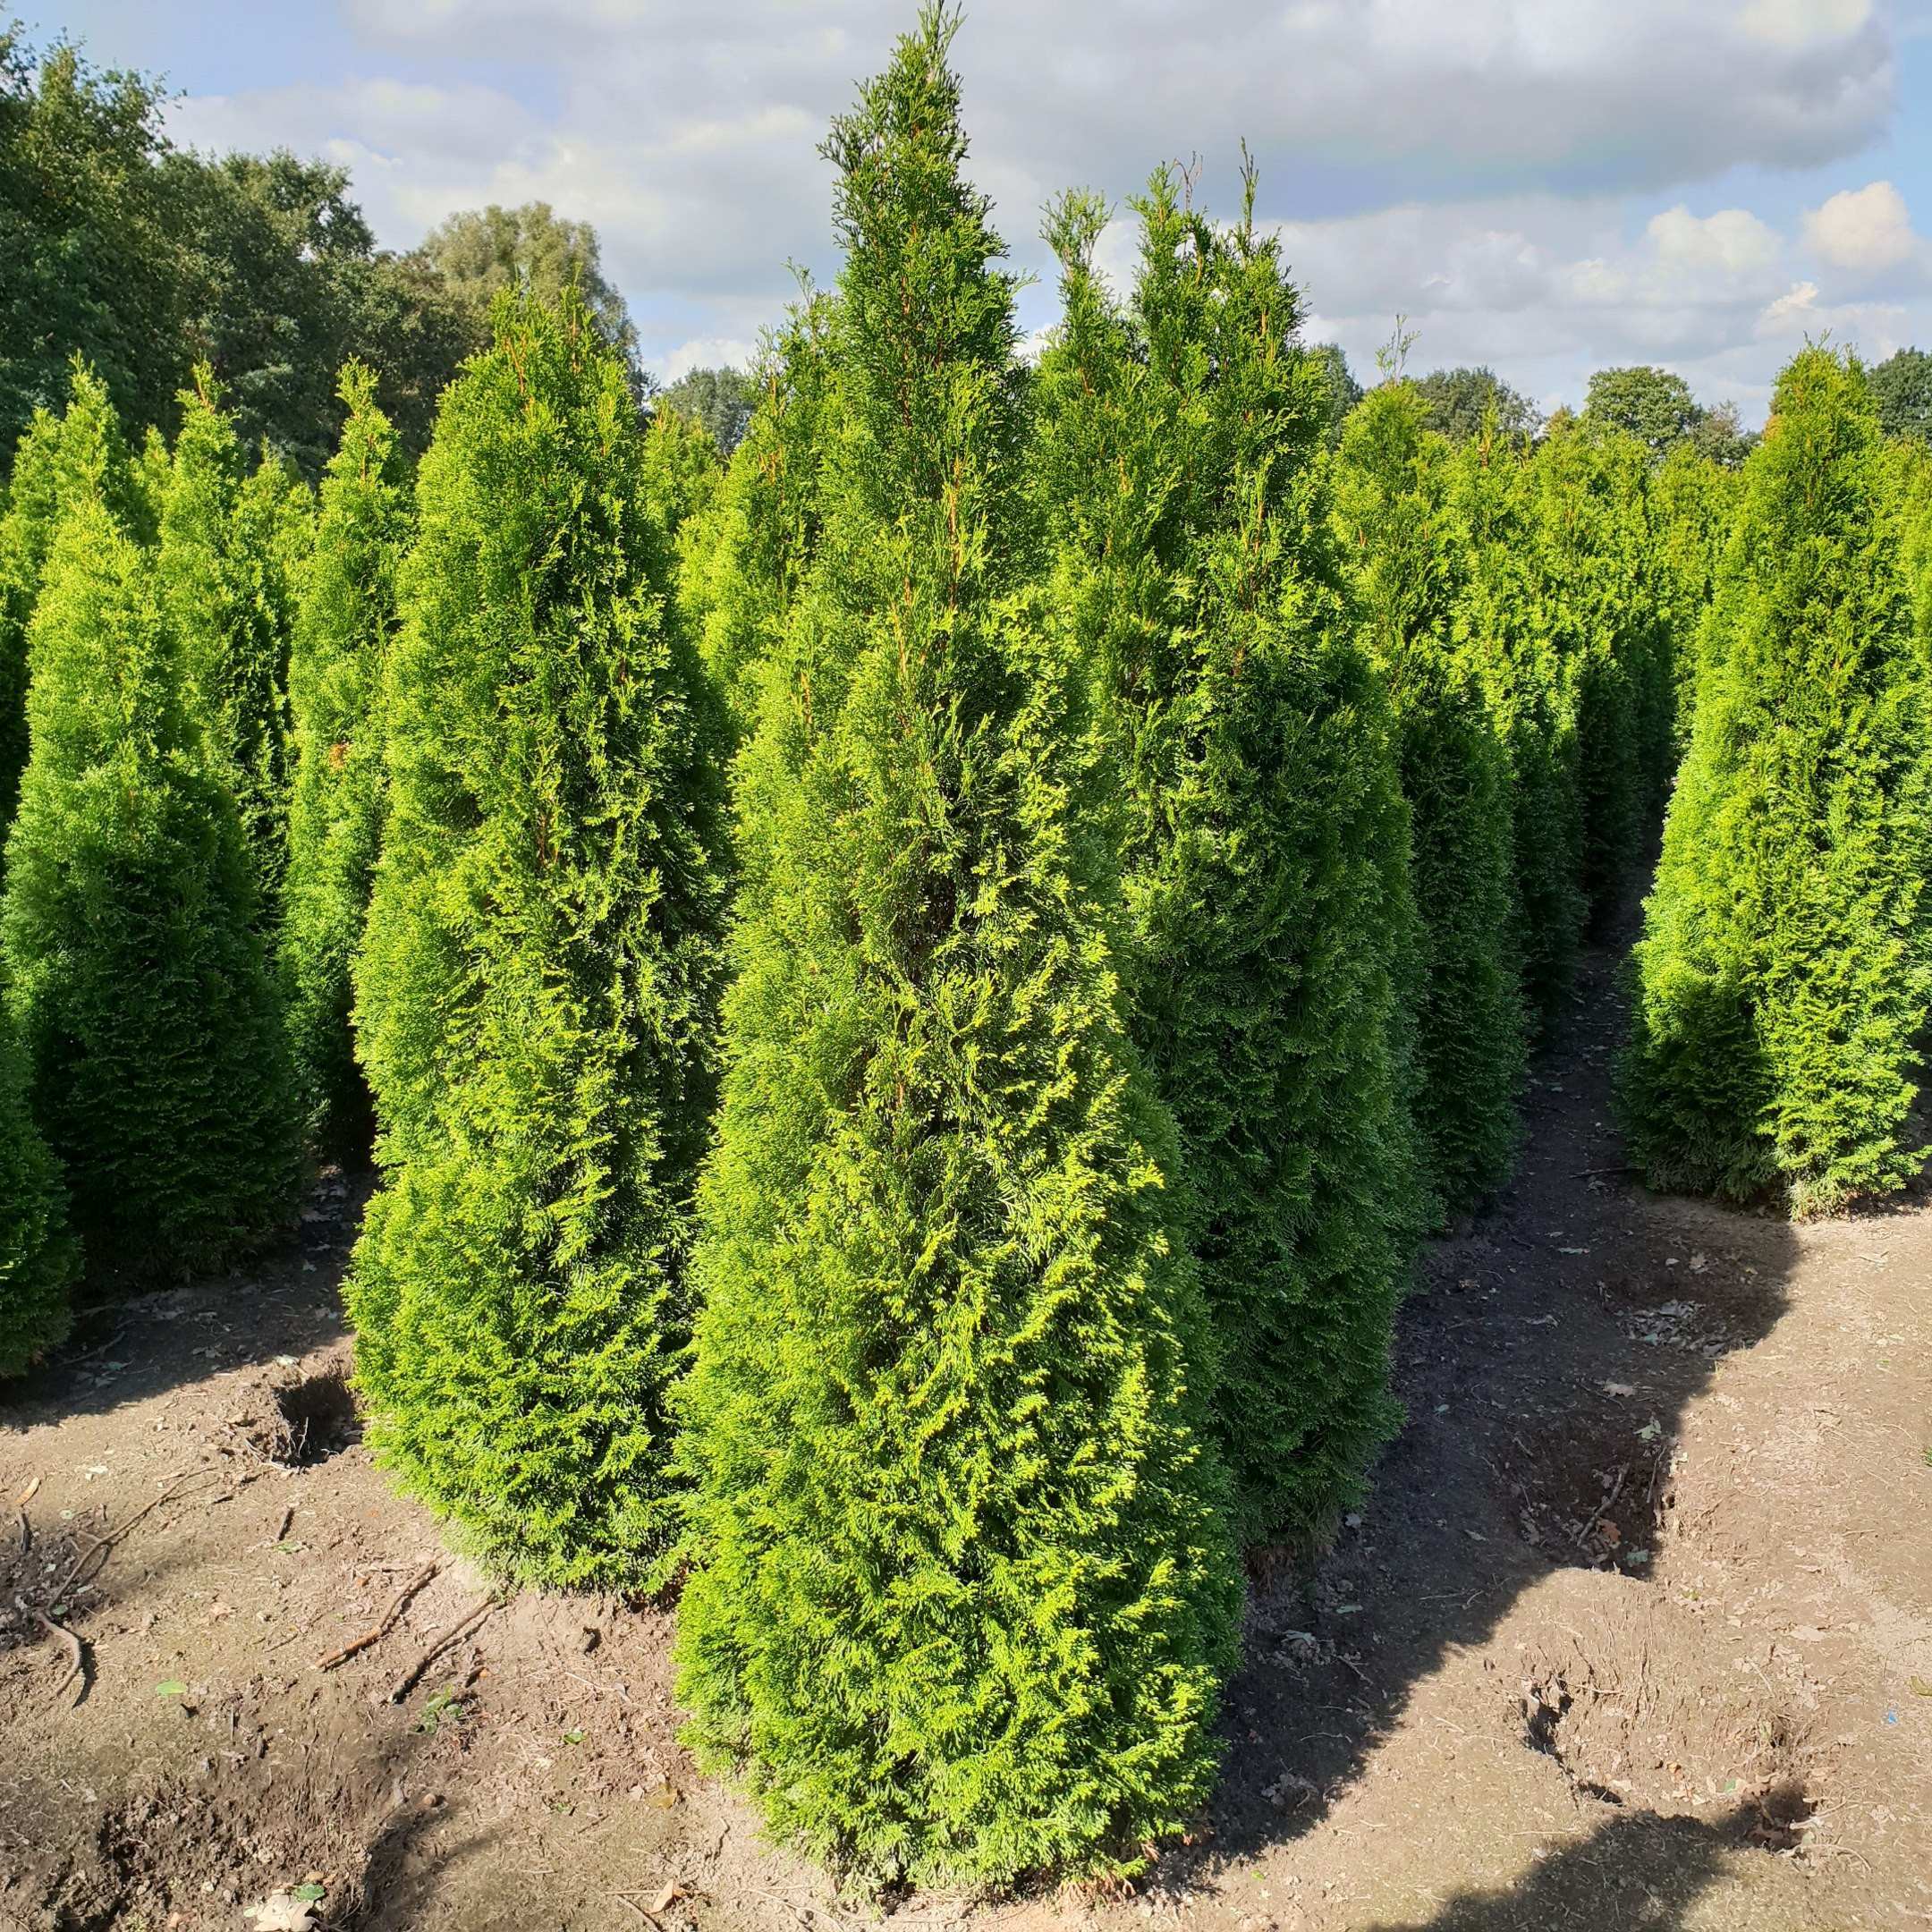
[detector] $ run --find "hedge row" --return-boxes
[5,1,1924,1893]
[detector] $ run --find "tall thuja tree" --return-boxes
[1335,383,1524,1216]
[1528,421,1674,917]
[1651,440,1741,750]
[279,364,410,1156]
[1450,423,1586,1025]
[0,1000,74,1376]
[157,369,310,911]
[676,13,1239,1886]
[1622,347,1932,1215]
[3,387,294,1276]
[0,366,160,837]
[1033,170,1418,1546]
[345,290,729,1587]
[676,293,837,741]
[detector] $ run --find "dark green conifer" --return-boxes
[3,395,295,1275]
[279,364,411,1156]
[1622,347,1932,1214]
[157,369,310,910]
[675,13,1239,1885]
[1033,169,1419,1546]
[345,290,728,1587]
[1335,383,1524,1216]
[0,1002,75,1377]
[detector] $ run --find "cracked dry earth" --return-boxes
[3,916,1929,1932]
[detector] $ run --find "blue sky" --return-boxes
[26,0,1932,420]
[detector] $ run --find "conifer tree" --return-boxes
[1335,383,1524,1216]
[157,369,310,910]
[3,394,295,1275]
[345,290,729,1587]
[1033,169,1418,1546]
[1622,347,1932,1214]
[279,364,411,1155]
[0,368,159,837]
[1528,420,1674,916]
[0,1001,75,1377]
[675,13,1239,1885]
[676,294,836,741]
[1448,425,1587,1026]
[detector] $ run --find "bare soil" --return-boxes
[4,918,1928,1932]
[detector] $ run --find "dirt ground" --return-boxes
[3,916,1929,1932]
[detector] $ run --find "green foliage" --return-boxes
[657,366,755,458]
[1650,440,1741,746]
[1868,346,1932,444]
[279,364,411,1156]
[1446,428,1586,1023]
[345,290,728,1589]
[157,372,310,910]
[1622,347,1932,1215]
[1584,366,1700,456]
[1335,384,1524,1216]
[676,298,836,738]
[419,201,644,400]
[675,12,1238,1886]
[1035,167,1418,1548]
[0,24,479,471]
[1308,341,1363,449]
[1526,419,1675,917]
[0,996,75,1378]
[1412,365,1539,444]
[2,386,294,1276]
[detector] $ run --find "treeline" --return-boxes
[4,0,1932,1894]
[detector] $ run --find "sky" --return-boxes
[25,0,1932,422]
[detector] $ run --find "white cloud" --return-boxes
[153,0,1919,402]
[1801,179,1921,270]
[1734,0,1872,47]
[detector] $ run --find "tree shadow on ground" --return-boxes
[1357,1803,1780,1931]
[1195,879,1806,1885]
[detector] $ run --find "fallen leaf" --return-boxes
[1596,1520,1622,1546]
[13,1475,38,1506]
[1603,1382,1636,1399]
[156,1681,187,1697]
[1910,1675,1932,1698]
[650,1884,683,1914]
[645,1781,679,1809]
[1638,1419,1663,1442]
[242,1894,317,1931]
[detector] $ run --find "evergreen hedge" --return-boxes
[0,997,74,1377]
[157,369,310,911]
[1033,171,1418,1546]
[1527,421,1674,917]
[1448,424,1587,1026]
[3,383,295,1275]
[1335,383,1524,1216]
[674,12,1239,1885]
[279,363,411,1156]
[1622,346,1932,1214]
[345,290,729,1588]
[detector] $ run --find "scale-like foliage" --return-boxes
[1335,384,1524,1217]
[0,367,158,839]
[0,1000,74,1377]
[157,369,310,910]
[675,12,1239,1885]
[346,291,729,1588]
[1448,427,1587,1027]
[1622,347,1932,1214]
[3,394,294,1276]
[676,294,837,742]
[1033,170,1418,1546]
[279,364,411,1156]
[1526,421,1674,917]
[1651,441,1741,748]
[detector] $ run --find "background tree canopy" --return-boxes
[1411,365,1541,444]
